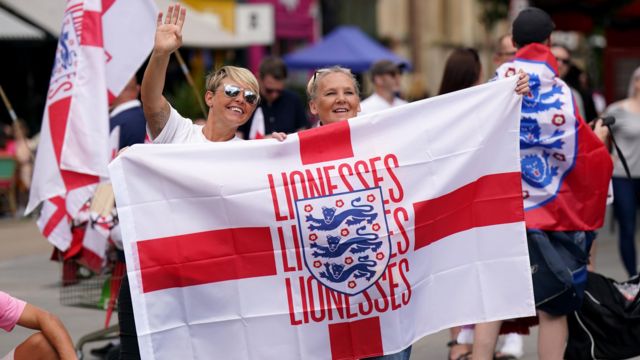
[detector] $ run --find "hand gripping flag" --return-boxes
[495,43,613,230]
[110,78,535,360]
[27,0,156,256]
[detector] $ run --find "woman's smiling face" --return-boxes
[206,80,258,129]
[309,72,361,125]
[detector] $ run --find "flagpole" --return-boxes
[174,51,208,119]
[0,84,33,161]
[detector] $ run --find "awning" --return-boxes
[0,1,62,36]
[0,6,46,40]
[0,0,273,47]
[284,26,411,72]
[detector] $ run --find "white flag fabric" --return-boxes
[110,77,535,360]
[103,0,157,100]
[248,107,266,139]
[27,0,156,253]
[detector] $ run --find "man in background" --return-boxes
[109,77,147,148]
[493,34,517,69]
[239,56,308,139]
[360,60,407,115]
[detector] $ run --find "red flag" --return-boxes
[495,43,613,230]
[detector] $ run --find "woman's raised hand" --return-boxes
[154,4,187,56]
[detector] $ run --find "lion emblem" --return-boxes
[305,197,377,231]
[522,73,564,114]
[521,151,558,188]
[520,117,565,150]
[310,226,383,258]
[319,256,378,283]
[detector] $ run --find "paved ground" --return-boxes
[0,212,636,359]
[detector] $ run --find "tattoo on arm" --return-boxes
[146,101,170,138]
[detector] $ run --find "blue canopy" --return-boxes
[283,26,411,72]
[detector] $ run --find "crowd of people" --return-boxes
[3,3,640,360]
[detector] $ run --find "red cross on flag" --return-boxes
[27,0,156,257]
[110,77,535,360]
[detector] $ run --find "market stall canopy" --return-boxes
[284,26,411,72]
[0,0,273,47]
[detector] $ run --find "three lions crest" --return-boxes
[296,188,391,295]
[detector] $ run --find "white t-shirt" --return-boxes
[149,106,240,144]
[359,93,407,116]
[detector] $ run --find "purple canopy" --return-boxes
[283,26,411,72]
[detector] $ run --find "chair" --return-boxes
[0,155,17,216]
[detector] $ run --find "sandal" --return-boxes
[447,340,472,360]
[494,353,517,360]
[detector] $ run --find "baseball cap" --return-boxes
[370,60,405,79]
[512,7,555,46]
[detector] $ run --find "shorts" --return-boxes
[527,230,590,316]
[1,349,15,360]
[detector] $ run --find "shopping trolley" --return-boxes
[58,183,124,359]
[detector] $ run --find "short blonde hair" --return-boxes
[206,66,259,96]
[306,66,359,100]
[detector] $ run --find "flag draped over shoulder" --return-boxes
[110,78,535,360]
[27,0,156,258]
[495,43,613,231]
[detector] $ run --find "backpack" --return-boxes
[565,272,640,359]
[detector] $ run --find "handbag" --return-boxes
[527,230,589,316]
[566,272,640,359]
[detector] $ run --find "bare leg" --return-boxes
[472,320,502,360]
[537,310,567,360]
[14,332,59,360]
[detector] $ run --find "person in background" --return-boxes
[238,56,308,139]
[1,290,77,360]
[102,76,148,360]
[604,66,640,277]
[306,66,410,360]
[438,47,524,360]
[109,77,147,149]
[438,47,482,360]
[0,125,16,156]
[359,60,407,115]
[550,45,588,120]
[438,47,483,95]
[563,61,598,122]
[492,34,517,70]
[490,35,527,359]
[473,8,611,360]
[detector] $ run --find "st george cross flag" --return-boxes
[495,43,613,231]
[110,77,535,360]
[27,0,156,253]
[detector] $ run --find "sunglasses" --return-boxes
[221,84,259,105]
[556,57,571,65]
[312,69,332,86]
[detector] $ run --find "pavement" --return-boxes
[0,211,636,359]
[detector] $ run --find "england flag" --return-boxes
[27,0,156,259]
[110,77,535,360]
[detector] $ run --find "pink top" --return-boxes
[0,291,26,332]
[0,140,16,156]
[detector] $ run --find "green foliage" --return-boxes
[166,81,205,121]
[477,0,509,30]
